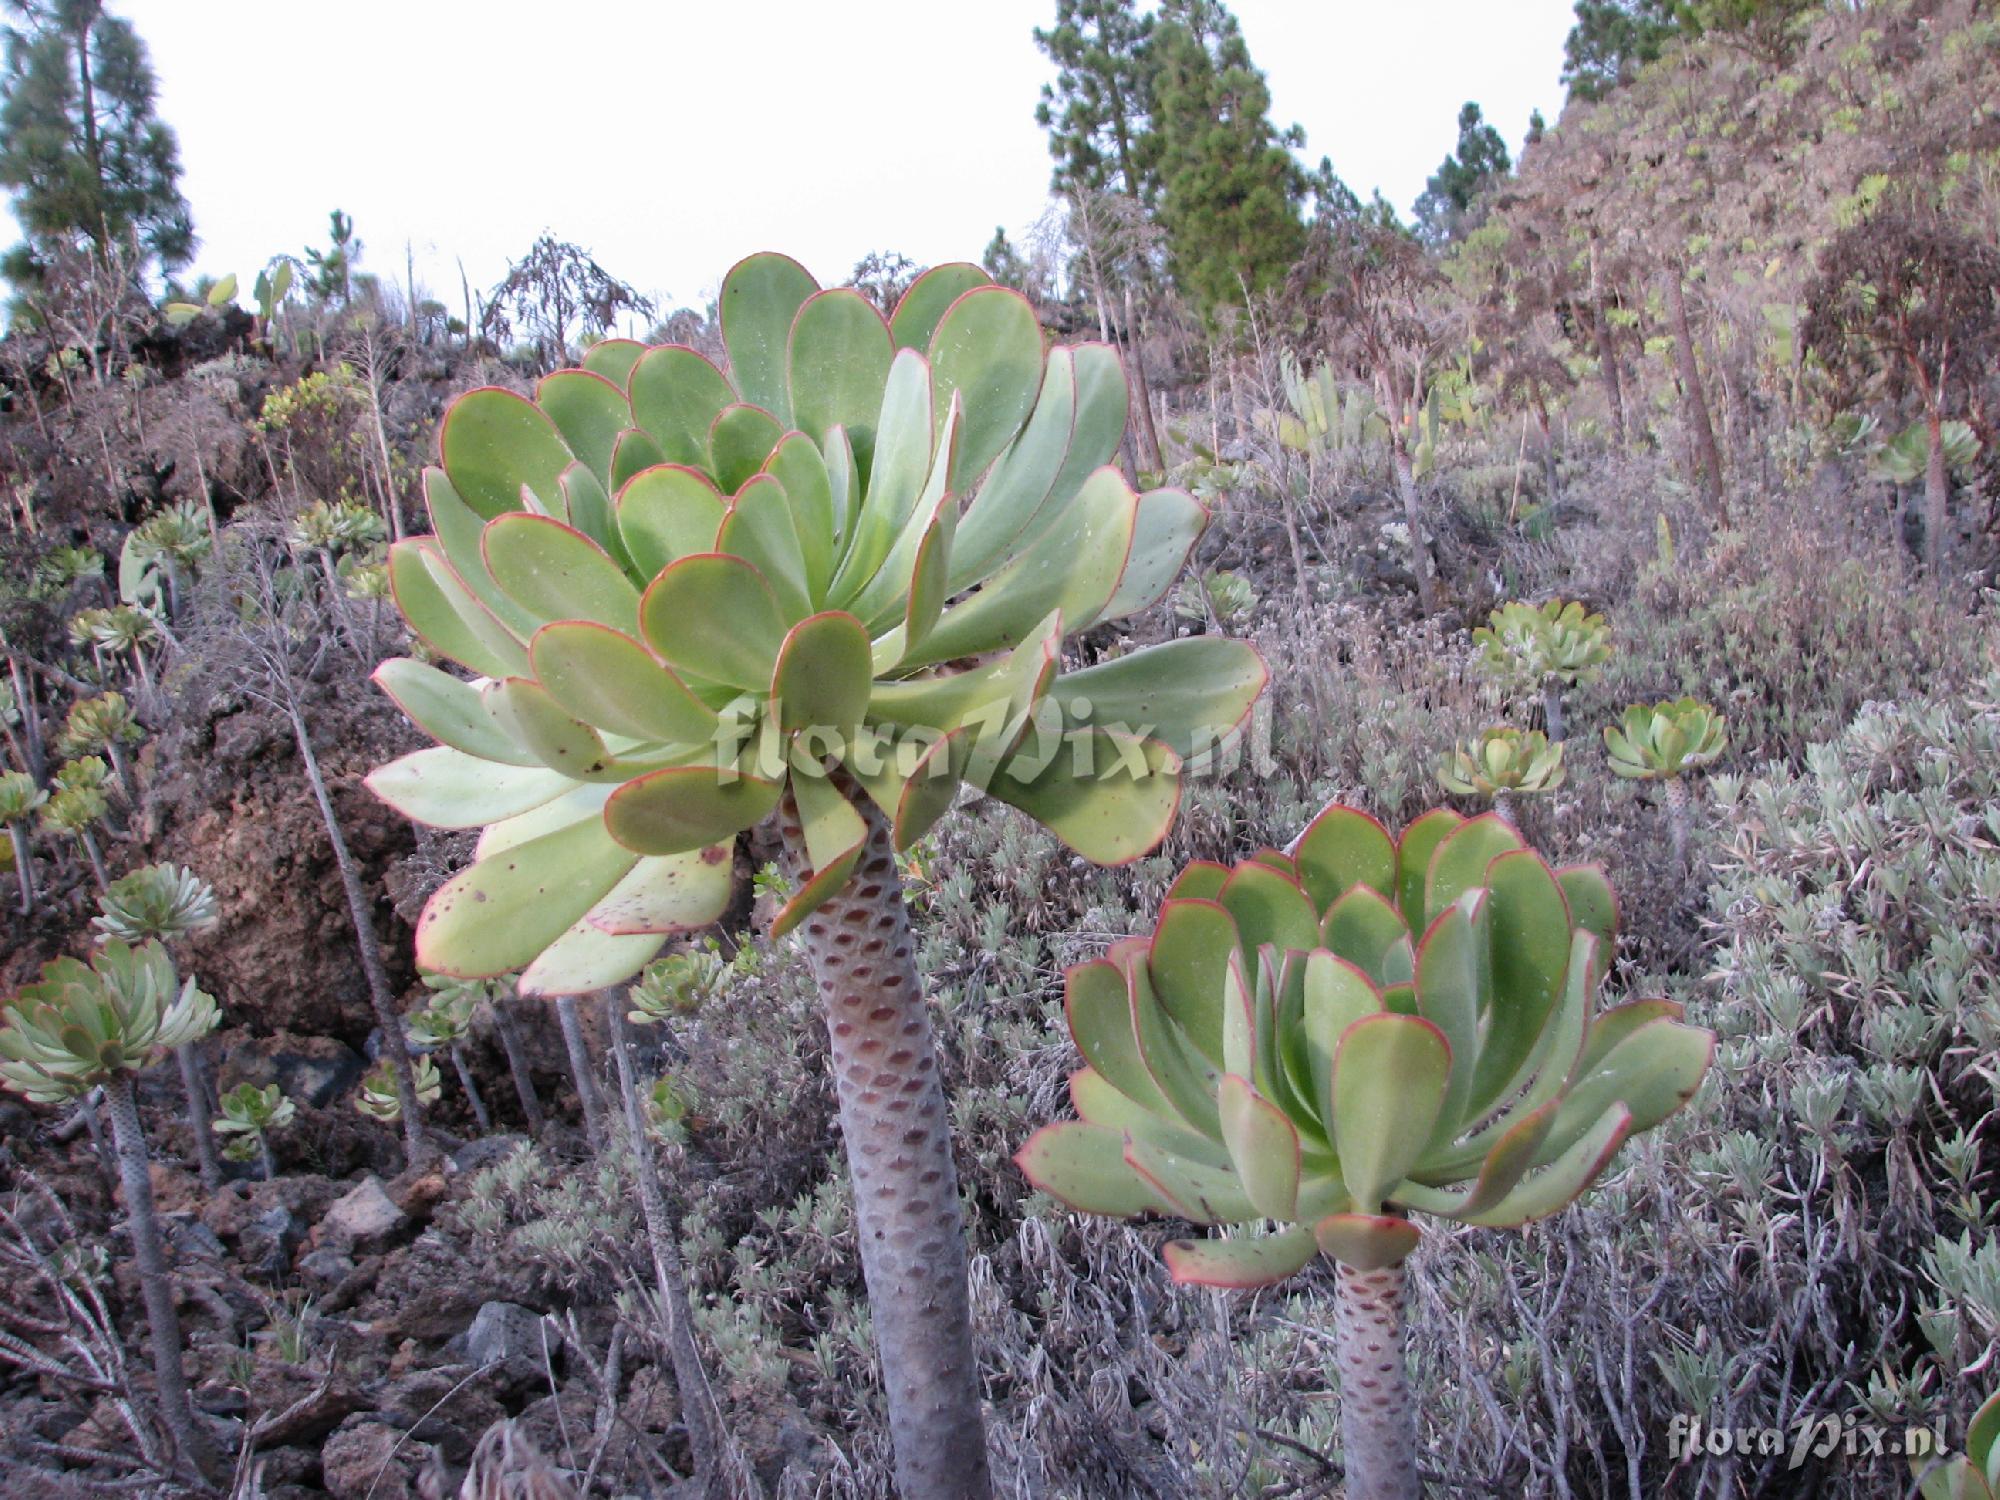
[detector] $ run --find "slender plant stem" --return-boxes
[1390,440,1438,616]
[1542,678,1566,744]
[284,703,424,1154]
[101,1072,221,1482]
[555,993,607,1151]
[257,1132,276,1183]
[489,997,544,1135]
[79,826,109,888]
[9,822,30,914]
[777,780,991,1500]
[450,1043,491,1135]
[1335,1259,1419,1500]
[174,1044,222,1191]
[106,741,136,806]
[78,1088,119,1199]
[607,998,725,1496]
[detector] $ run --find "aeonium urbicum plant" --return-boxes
[1016,803,1713,1500]
[364,252,1265,1500]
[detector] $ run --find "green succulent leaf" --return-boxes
[416,815,637,977]
[372,659,537,766]
[1332,1013,1452,1213]
[603,767,783,857]
[1312,1212,1422,1270]
[366,748,571,830]
[529,622,719,745]
[720,252,817,427]
[989,729,1180,866]
[789,289,894,458]
[1163,1226,1318,1288]
[628,345,734,467]
[888,262,990,352]
[640,553,788,689]
[483,514,640,636]
[1014,1121,1167,1217]
[441,387,572,519]
[1217,1074,1301,1221]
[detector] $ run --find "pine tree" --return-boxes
[1145,0,1308,315]
[1561,0,1681,102]
[1412,102,1513,248]
[0,0,192,292]
[1033,0,1157,202]
[980,225,1033,292]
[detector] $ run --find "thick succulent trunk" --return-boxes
[1541,678,1565,744]
[777,783,992,1500]
[1666,775,1692,868]
[1924,405,1951,576]
[1389,439,1438,617]
[101,1072,220,1482]
[450,1043,491,1135]
[285,704,425,1155]
[1492,789,1517,828]
[258,1132,277,1183]
[490,998,545,1135]
[174,1043,222,1191]
[1664,265,1725,512]
[606,999,727,1497]
[555,993,608,1151]
[1335,1260,1420,1500]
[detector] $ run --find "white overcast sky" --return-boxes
[8,0,1576,314]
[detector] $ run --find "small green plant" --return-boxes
[1472,599,1611,742]
[356,1054,440,1123]
[93,862,226,1187]
[40,781,110,888]
[1914,1389,2000,1498]
[644,1074,696,1141]
[33,544,104,594]
[627,944,745,1024]
[1173,569,1257,626]
[93,862,219,943]
[1605,697,1729,865]
[405,990,490,1133]
[1016,803,1711,1499]
[1267,350,1382,455]
[0,770,46,914]
[1869,418,1981,487]
[0,941,222,1477]
[421,972,543,1134]
[123,502,212,617]
[58,692,142,799]
[54,754,110,796]
[1437,726,1565,823]
[289,497,385,556]
[73,604,163,694]
[213,1082,295,1178]
[162,272,239,327]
